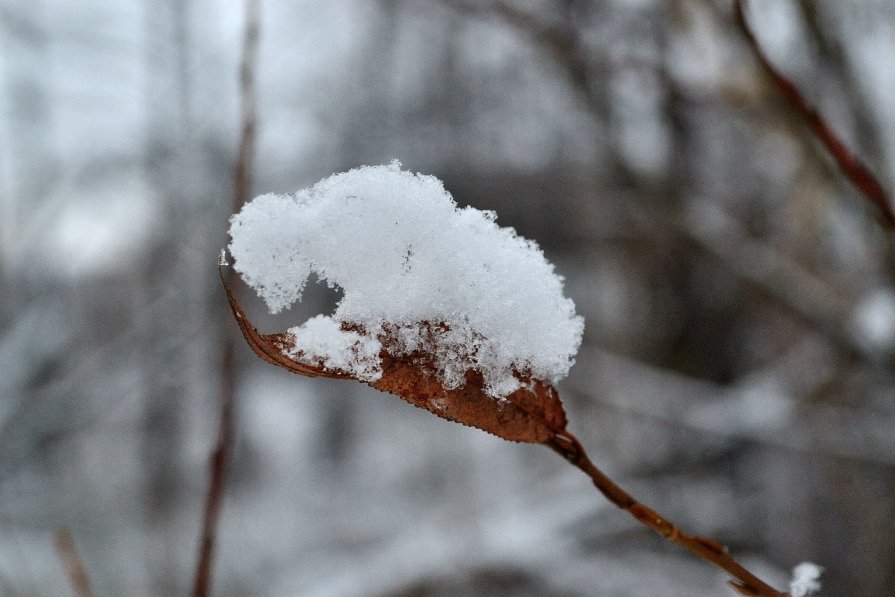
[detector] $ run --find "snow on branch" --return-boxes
[222,163,794,596]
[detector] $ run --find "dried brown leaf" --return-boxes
[221,266,349,379]
[729,580,762,596]
[220,264,567,443]
[372,354,567,443]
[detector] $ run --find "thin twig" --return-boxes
[192,339,237,597]
[547,431,790,597]
[441,0,594,113]
[734,0,895,228]
[54,529,94,597]
[192,0,260,596]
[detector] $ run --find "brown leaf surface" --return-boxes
[220,264,568,443]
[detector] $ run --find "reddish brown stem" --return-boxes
[192,0,260,596]
[546,431,789,597]
[192,338,237,597]
[734,0,895,228]
[54,529,94,597]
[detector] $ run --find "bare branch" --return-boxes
[734,0,895,228]
[192,0,260,595]
[54,529,93,597]
[547,432,790,597]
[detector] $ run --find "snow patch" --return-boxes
[286,315,383,382]
[228,161,583,397]
[789,562,822,597]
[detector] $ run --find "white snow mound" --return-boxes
[228,160,584,397]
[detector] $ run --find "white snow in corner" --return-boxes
[228,160,584,397]
[789,562,822,597]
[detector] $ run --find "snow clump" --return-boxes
[228,160,584,398]
[789,562,822,597]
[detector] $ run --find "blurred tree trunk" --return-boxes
[0,0,59,278]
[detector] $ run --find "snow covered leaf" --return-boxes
[222,164,794,595]
[220,264,568,442]
[221,268,350,380]
[223,161,582,442]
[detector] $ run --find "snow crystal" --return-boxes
[789,562,822,597]
[286,315,382,382]
[228,160,584,397]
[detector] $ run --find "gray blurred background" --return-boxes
[2,0,894,595]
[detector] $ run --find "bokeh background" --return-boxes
[2,0,895,595]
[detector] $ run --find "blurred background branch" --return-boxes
[734,0,895,228]
[54,529,93,597]
[193,0,259,595]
